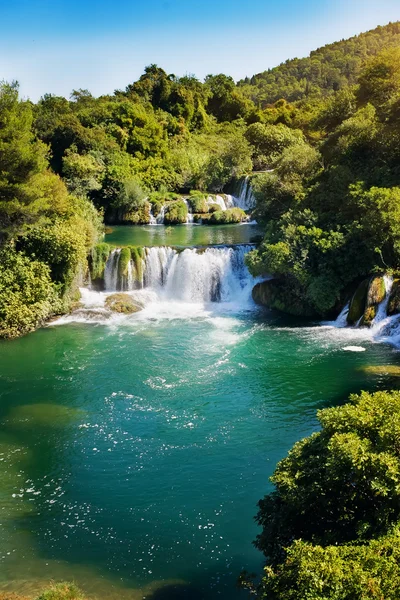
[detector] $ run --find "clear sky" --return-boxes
[1,0,399,100]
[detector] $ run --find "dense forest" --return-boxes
[239,21,400,105]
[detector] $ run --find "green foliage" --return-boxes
[255,390,400,563]
[188,191,208,213]
[245,123,304,169]
[118,247,131,278]
[249,389,400,599]
[0,83,60,240]
[0,247,57,339]
[164,200,188,224]
[113,179,147,212]
[90,243,110,280]
[238,22,400,106]
[253,530,400,600]
[209,207,246,224]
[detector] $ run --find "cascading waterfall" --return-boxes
[104,249,120,291]
[233,177,256,210]
[183,199,194,224]
[147,184,257,226]
[102,244,255,305]
[329,274,400,347]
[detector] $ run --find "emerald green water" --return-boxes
[0,302,398,598]
[105,224,261,248]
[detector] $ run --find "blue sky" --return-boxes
[1,0,399,100]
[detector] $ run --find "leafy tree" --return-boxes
[0,83,55,240]
[255,390,400,564]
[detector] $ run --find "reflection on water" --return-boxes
[104,224,261,248]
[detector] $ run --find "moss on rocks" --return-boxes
[388,279,400,316]
[105,293,141,314]
[164,200,188,224]
[89,243,110,280]
[360,365,400,377]
[117,247,131,280]
[188,194,208,214]
[252,279,317,317]
[209,208,246,224]
[347,278,370,325]
[130,246,144,283]
[361,276,386,326]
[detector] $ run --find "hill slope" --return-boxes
[238,21,400,105]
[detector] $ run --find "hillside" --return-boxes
[238,21,400,105]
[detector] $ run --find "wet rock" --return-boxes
[388,279,400,316]
[105,293,142,314]
[252,279,316,317]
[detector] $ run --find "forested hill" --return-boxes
[238,21,400,106]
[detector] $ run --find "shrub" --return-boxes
[164,200,188,224]
[209,207,246,224]
[0,247,57,339]
[188,191,208,213]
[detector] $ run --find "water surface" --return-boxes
[104,224,261,248]
[0,302,398,599]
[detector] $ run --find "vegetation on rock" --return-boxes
[105,293,141,313]
[164,200,188,224]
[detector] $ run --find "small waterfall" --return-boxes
[373,275,393,324]
[149,207,157,225]
[156,205,166,224]
[182,199,194,224]
[104,249,120,291]
[143,247,176,288]
[102,245,255,305]
[207,195,227,211]
[233,177,256,210]
[333,303,349,328]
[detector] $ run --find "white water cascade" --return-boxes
[323,274,400,349]
[233,177,256,211]
[102,244,255,305]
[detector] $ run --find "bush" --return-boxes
[256,390,400,564]
[247,390,400,599]
[188,191,208,213]
[209,207,246,224]
[164,200,188,224]
[0,247,58,339]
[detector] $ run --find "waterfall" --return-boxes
[373,275,393,324]
[183,199,194,224]
[102,244,255,305]
[149,207,157,225]
[143,247,176,288]
[233,177,256,210]
[104,249,120,291]
[207,195,224,211]
[156,205,166,224]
